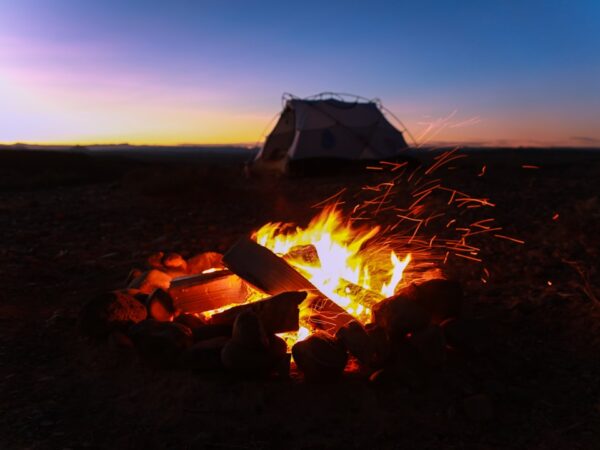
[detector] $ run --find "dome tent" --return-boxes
[251,93,413,174]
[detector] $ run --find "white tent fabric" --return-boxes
[252,96,409,173]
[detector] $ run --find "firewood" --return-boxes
[223,237,316,295]
[413,279,463,324]
[333,280,384,308]
[209,291,305,333]
[304,295,356,334]
[168,270,250,313]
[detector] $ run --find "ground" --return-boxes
[1,148,599,449]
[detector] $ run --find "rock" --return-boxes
[371,286,430,343]
[187,252,224,274]
[231,311,269,348]
[162,252,187,272]
[147,252,165,269]
[463,394,494,421]
[414,279,463,324]
[221,340,273,375]
[220,312,282,376]
[192,324,233,342]
[365,324,392,367]
[336,320,375,366]
[441,317,492,355]
[181,336,229,372]
[128,269,172,294]
[292,332,348,382]
[129,320,193,367]
[175,313,206,330]
[409,324,446,367]
[146,289,176,321]
[79,291,147,338]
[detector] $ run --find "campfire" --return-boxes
[79,151,511,382]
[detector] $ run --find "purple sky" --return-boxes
[1,0,599,146]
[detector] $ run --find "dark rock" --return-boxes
[463,394,494,421]
[128,269,172,294]
[175,313,206,330]
[129,320,193,367]
[79,291,147,338]
[231,311,269,348]
[292,333,348,382]
[409,324,446,367]
[221,340,273,375]
[181,336,229,372]
[441,317,492,354]
[371,286,430,343]
[336,320,375,366]
[414,279,463,324]
[146,289,176,321]
[220,312,281,376]
[193,324,233,342]
[365,324,392,367]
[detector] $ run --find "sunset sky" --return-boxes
[1,0,599,146]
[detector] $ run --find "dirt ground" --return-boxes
[1,148,599,449]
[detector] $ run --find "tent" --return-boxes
[251,93,413,174]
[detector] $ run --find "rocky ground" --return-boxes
[1,148,599,449]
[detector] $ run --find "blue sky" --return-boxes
[0,0,599,145]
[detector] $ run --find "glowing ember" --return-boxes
[253,205,412,324]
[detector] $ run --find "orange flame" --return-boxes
[253,206,411,325]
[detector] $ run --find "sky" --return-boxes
[0,0,599,146]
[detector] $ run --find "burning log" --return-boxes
[292,332,348,382]
[222,237,356,334]
[168,270,250,313]
[79,290,147,338]
[209,291,305,333]
[333,280,384,309]
[223,237,316,295]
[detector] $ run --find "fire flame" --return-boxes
[253,206,411,324]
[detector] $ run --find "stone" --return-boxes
[292,332,348,382]
[79,290,147,338]
[441,317,492,355]
[146,289,176,322]
[192,324,233,342]
[129,320,193,367]
[162,252,187,272]
[409,324,446,367]
[336,320,375,366]
[181,336,229,372]
[414,279,463,324]
[371,286,431,343]
[128,269,172,294]
[365,324,392,367]
[186,252,224,274]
